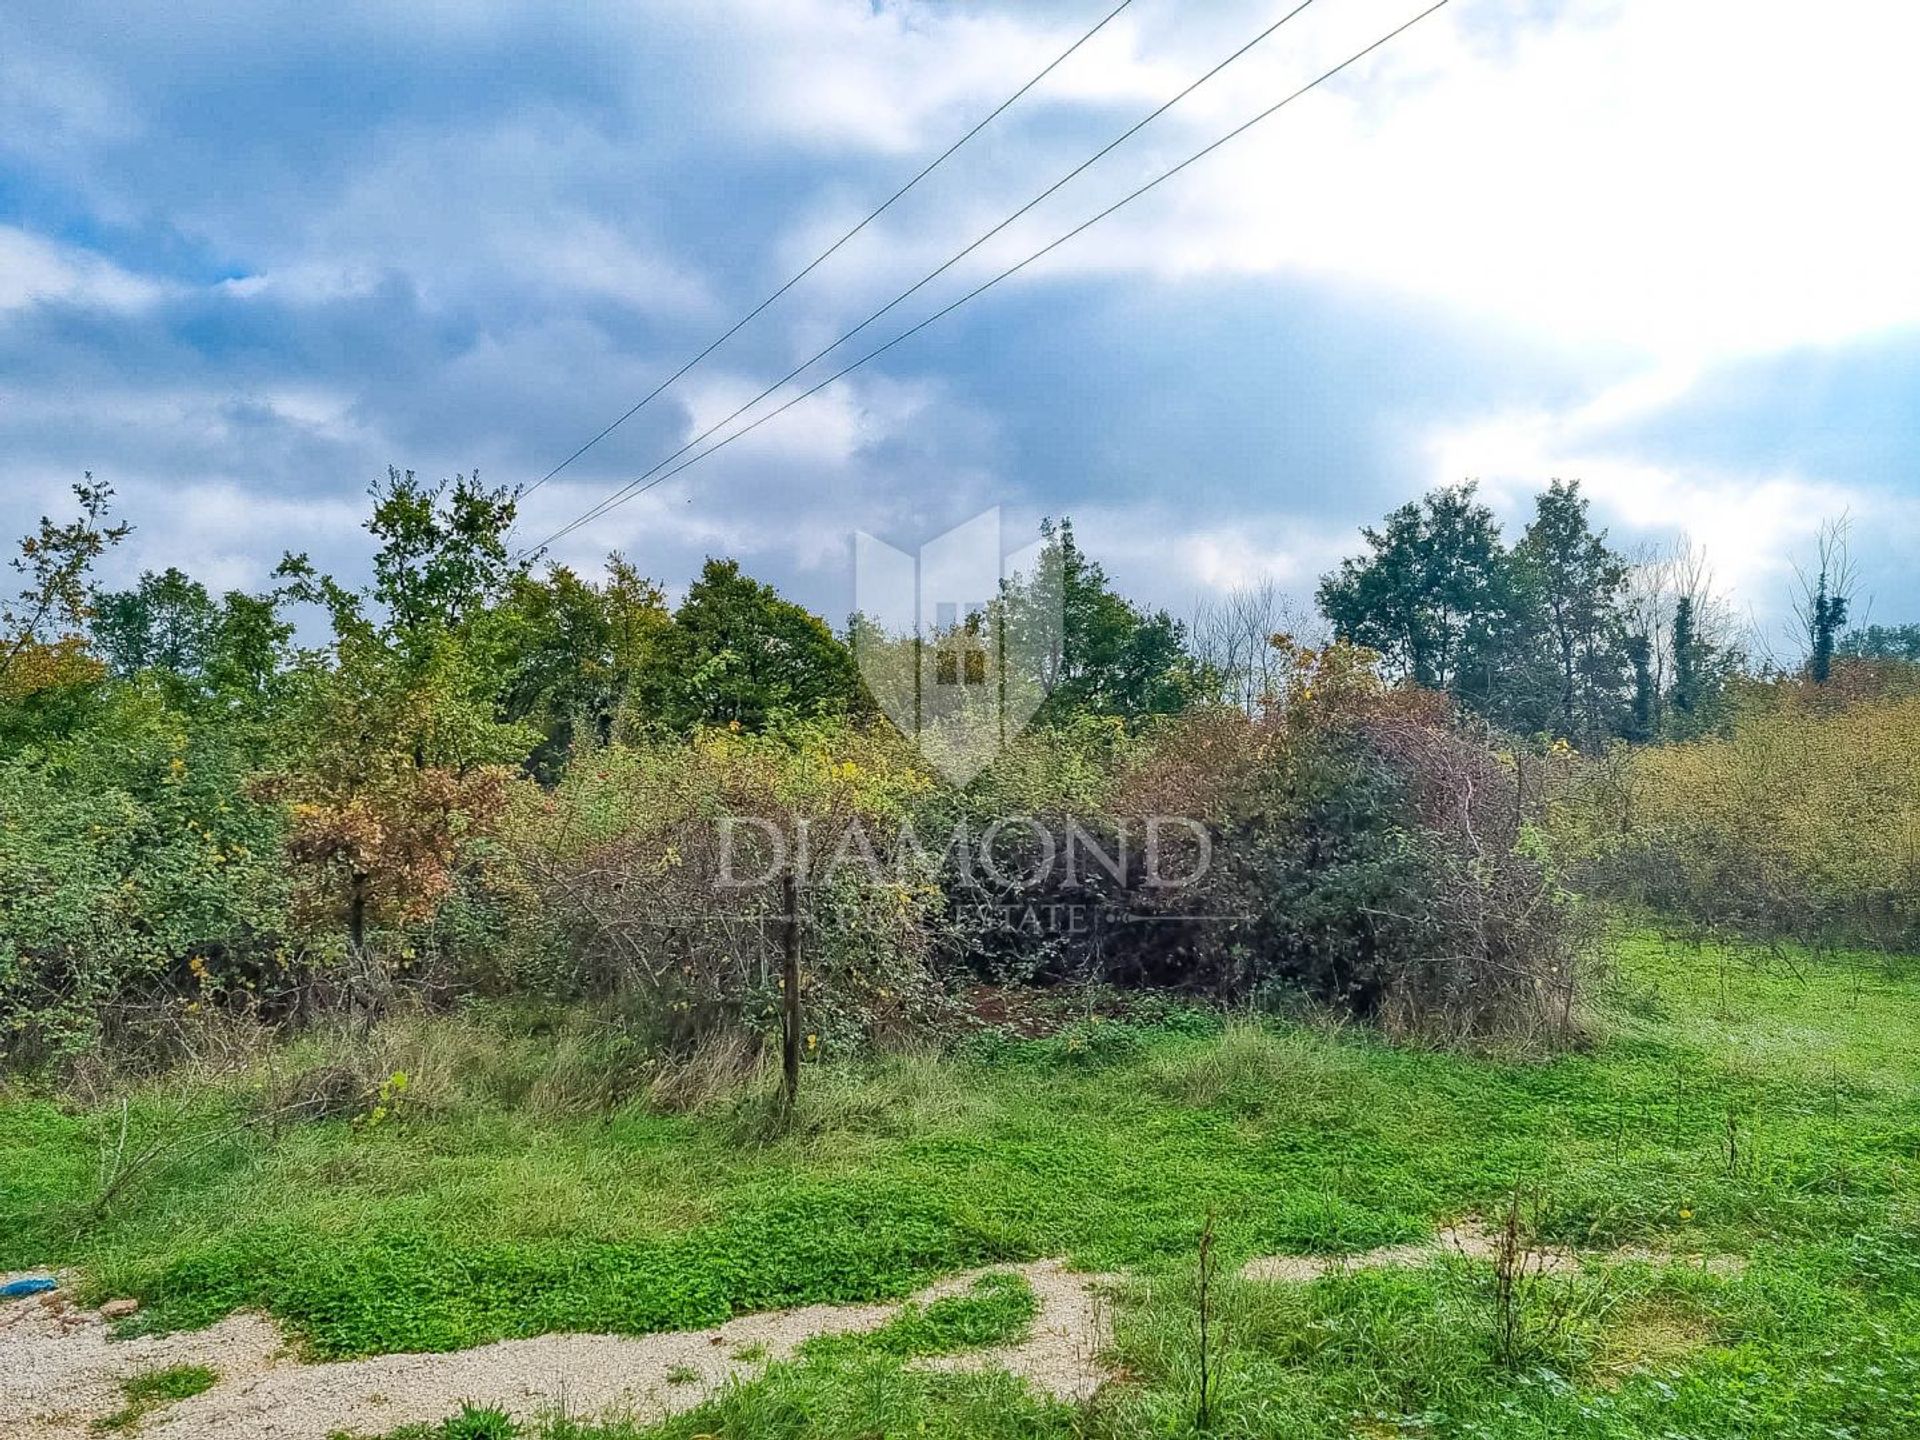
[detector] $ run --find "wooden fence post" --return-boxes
[781,866,801,1113]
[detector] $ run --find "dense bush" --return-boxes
[484,648,1589,1053]
[0,684,289,1063]
[0,475,1603,1072]
[503,723,952,1055]
[1116,643,1588,1042]
[1548,678,1920,950]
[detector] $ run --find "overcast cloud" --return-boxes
[2,0,1915,637]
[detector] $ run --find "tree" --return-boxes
[263,639,525,957]
[368,467,519,642]
[93,567,219,679]
[278,467,521,655]
[264,467,534,958]
[1622,537,1740,740]
[1839,623,1920,663]
[1,476,128,710]
[1317,483,1519,701]
[1670,595,1701,719]
[204,591,295,707]
[1795,516,1856,685]
[478,556,672,776]
[1191,578,1307,715]
[641,559,859,732]
[94,568,293,716]
[1028,517,1203,724]
[1513,479,1629,746]
[1624,633,1656,743]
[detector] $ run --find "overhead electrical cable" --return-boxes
[520,0,1138,499]
[522,0,1327,554]
[531,0,1453,550]
[538,0,1453,550]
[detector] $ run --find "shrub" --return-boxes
[503,721,950,1055]
[0,686,289,1065]
[1110,642,1587,1041]
[1549,683,1920,949]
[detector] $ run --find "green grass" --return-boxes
[800,1269,1038,1361]
[91,1362,217,1431]
[7,930,1920,1438]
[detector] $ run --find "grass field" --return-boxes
[5,930,1919,1438]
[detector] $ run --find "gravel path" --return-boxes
[0,1261,1114,1440]
[1240,1221,1746,1284]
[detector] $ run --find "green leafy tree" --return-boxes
[93,567,219,678]
[640,559,858,732]
[205,591,295,708]
[368,467,519,642]
[1839,623,1920,663]
[1513,479,1629,746]
[278,467,520,655]
[1317,483,1521,703]
[1670,595,1701,722]
[92,570,291,712]
[1808,580,1850,686]
[1027,517,1203,724]
[1624,632,1655,743]
[265,468,534,956]
[478,556,672,775]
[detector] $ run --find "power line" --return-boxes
[521,0,1137,500]
[531,0,1453,553]
[522,0,1323,554]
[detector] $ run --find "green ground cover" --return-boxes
[5,930,1918,1438]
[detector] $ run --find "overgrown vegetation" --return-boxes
[1,471,1632,1068]
[4,467,1917,1437]
[1545,677,1920,950]
[5,934,1918,1438]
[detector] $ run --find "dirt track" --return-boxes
[0,1261,1112,1439]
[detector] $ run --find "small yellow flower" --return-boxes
[1679,1207,1694,1222]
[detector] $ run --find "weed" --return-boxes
[8,933,1920,1439]
[91,1363,216,1432]
[436,1405,517,1440]
[1195,1209,1219,1430]
[1488,1188,1582,1370]
[802,1272,1037,1362]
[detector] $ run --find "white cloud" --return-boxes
[1427,384,1860,614]
[1059,501,1355,614]
[893,0,1920,364]
[0,227,166,311]
[692,0,1152,154]
[5,0,1915,630]
[79,480,365,597]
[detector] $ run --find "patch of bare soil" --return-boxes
[1239,1221,1745,1284]
[0,1261,1114,1440]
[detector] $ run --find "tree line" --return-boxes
[0,470,1894,774]
[1,464,1902,1060]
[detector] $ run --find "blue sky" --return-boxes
[3,0,1916,648]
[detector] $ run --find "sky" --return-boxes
[3,0,1917,651]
